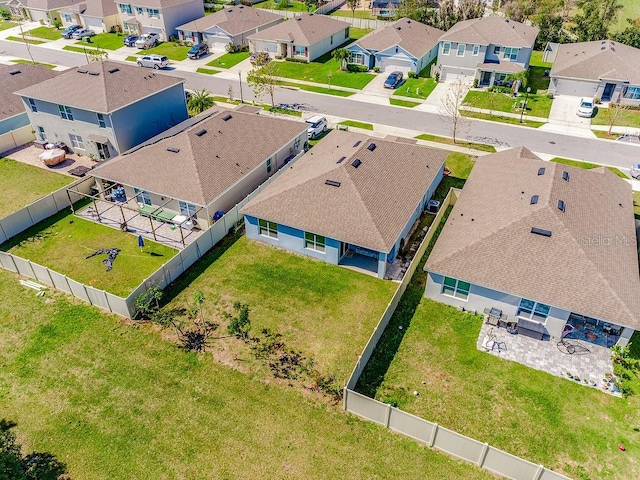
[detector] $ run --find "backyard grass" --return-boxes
[10,59,55,69]
[612,0,640,32]
[164,235,397,381]
[394,77,437,99]
[461,110,546,128]
[348,27,372,40]
[591,106,640,128]
[196,67,220,75]
[389,98,420,108]
[6,36,45,45]
[463,90,553,118]
[206,51,250,69]
[75,32,124,50]
[329,9,375,19]
[528,50,552,93]
[338,119,373,130]
[253,0,311,11]
[445,152,475,180]
[0,21,17,31]
[551,157,629,179]
[0,269,493,480]
[0,157,73,218]
[1,208,176,297]
[275,53,376,89]
[415,133,497,153]
[139,42,190,61]
[277,80,355,97]
[24,26,61,40]
[364,299,640,480]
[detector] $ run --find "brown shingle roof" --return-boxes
[246,13,349,46]
[0,64,59,122]
[549,40,640,84]
[476,61,525,73]
[14,61,184,114]
[425,147,640,329]
[90,109,308,206]
[83,0,117,18]
[241,130,447,252]
[176,5,281,35]
[20,0,80,10]
[354,17,443,59]
[439,16,538,48]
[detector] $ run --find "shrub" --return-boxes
[407,71,417,78]
[53,19,62,29]
[435,72,440,82]
[472,78,479,88]
[285,57,309,64]
[373,66,380,73]
[274,54,283,60]
[489,85,512,94]
[347,63,368,72]
[546,92,554,99]
[0,6,11,20]
[225,42,237,53]
[594,97,601,104]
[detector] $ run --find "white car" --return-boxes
[630,163,640,179]
[576,97,594,118]
[135,33,159,49]
[305,115,327,139]
[137,55,169,69]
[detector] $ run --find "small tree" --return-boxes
[246,61,279,108]
[506,70,529,95]
[604,102,630,134]
[438,79,467,144]
[225,301,251,341]
[187,88,214,115]
[346,0,359,18]
[332,48,350,71]
[135,286,163,319]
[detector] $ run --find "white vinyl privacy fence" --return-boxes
[258,7,389,29]
[342,188,572,480]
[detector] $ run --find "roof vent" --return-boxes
[537,167,545,175]
[352,159,362,168]
[195,128,207,136]
[337,156,346,164]
[611,47,615,52]
[353,140,361,147]
[325,180,341,187]
[562,171,569,182]
[166,147,180,153]
[557,200,565,212]
[222,113,232,121]
[396,26,401,30]
[108,67,119,73]
[601,40,606,44]
[531,227,552,237]
[8,69,21,75]
[406,19,411,23]
[88,71,100,76]
[530,195,538,204]
[601,46,606,50]
[239,5,244,7]
[296,17,302,20]
[367,143,376,151]
[77,69,88,74]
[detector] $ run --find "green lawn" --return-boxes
[445,152,475,180]
[196,67,220,75]
[165,236,396,382]
[394,77,437,99]
[591,106,640,128]
[10,59,55,69]
[253,0,311,11]
[139,42,190,61]
[206,51,250,69]
[461,110,546,128]
[0,269,492,480]
[275,54,375,89]
[24,26,61,40]
[414,133,497,153]
[338,120,373,130]
[0,21,17,31]
[389,98,420,108]
[551,157,628,179]
[1,208,176,297]
[528,51,552,93]
[125,55,137,62]
[6,36,45,45]
[612,0,640,32]
[330,9,375,19]
[349,27,372,40]
[0,157,73,218]
[277,80,355,97]
[463,90,553,118]
[76,32,124,50]
[634,191,640,219]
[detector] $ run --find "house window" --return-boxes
[330,34,333,45]
[472,44,480,56]
[97,113,106,128]
[441,276,470,300]
[178,200,197,217]
[266,158,272,173]
[134,188,152,206]
[58,104,73,121]
[68,134,84,149]
[118,3,132,14]
[493,45,500,54]
[63,14,72,22]
[258,219,278,239]
[304,232,325,253]
[623,86,640,100]
[294,45,306,57]
[503,47,519,61]
[456,43,465,57]
[349,52,365,65]
[28,98,37,112]
[147,8,159,18]
[136,6,143,14]
[36,126,45,141]
[442,42,450,55]
[344,27,349,38]
[495,73,507,83]
[517,298,551,322]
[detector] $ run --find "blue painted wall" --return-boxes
[0,113,29,135]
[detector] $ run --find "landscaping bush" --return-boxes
[407,71,417,78]
[347,63,368,72]
[546,92,554,99]
[285,57,309,64]
[53,19,62,29]
[435,72,440,82]
[0,6,11,20]
[274,54,282,60]
[373,66,380,73]
[489,85,512,94]
[594,97,601,104]
[472,78,479,88]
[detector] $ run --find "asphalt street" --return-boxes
[1,39,637,168]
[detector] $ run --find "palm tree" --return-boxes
[187,89,214,116]
[332,48,350,71]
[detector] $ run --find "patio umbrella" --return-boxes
[138,235,145,251]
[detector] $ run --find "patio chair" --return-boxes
[585,317,597,330]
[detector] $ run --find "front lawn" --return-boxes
[165,236,397,382]
[63,45,102,54]
[253,0,311,11]
[461,110,546,128]
[1,208,176,297]
[196,67,220,75]
[362,299,640,480]
[76,32,124,50]
[338,119,373,130]
[275,54,376,89]
[528,50,552,93]
[0,21,17,31]
[10,59,55,69]
[0,268,492,480]
[277,80,354,97]
[389,98,420,108]
[463,90,553,118]
[206,51,250,69]
[139,42,191,61]
[24,26,61,40]
[6,36,45,44]
[551,157,628,179]
[0,157,73,218]
[414,133,497,153]
[394,77,437,99]
[591,106,640,128]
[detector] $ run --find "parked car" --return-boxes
[71,28,96,40]
[305,115,328,139]
[137,55,169,69]
[250,51,270,66]
[384,71,403,89]
[61,24,82,39]
[123,35,139,47]
[630,163,640,179]
[187,43,209,59]
[135,33,159,49]
[576,97,594,118]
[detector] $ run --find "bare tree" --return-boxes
[604,102,630,134]
[439,79,468,143]
[246,60,280,108]
[17,20,36,65]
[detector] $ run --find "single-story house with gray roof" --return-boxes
[241,130,447,279]
[424,147,640,348]
[548,40,640,105]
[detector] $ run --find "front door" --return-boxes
[602,83,616,101]
[339,241,348,259]
[480,71,492,86]
[97,142,110,160]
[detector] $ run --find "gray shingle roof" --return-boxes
[15,61,184,114]
[1,64,59,122]
[439,16,538,48]
[549,40,640,84]
[246,13,349,46]
[425,147,640,329]
[90,108,308,206]
[20,0,80,10]
[241,130,447,252]
[176,5,282,35]
[353,17,443,59]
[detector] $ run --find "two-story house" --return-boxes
[19,0,81,25]
[436,16,538,86]
[59,0,119,33]
[15,61,188,160]
[116,0,203,41]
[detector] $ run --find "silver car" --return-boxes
[135,33,159,49]
[137,55,169,69]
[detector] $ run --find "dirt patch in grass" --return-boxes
[415,133,497,153]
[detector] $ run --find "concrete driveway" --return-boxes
[540,95,596,138]
[416,82,469,113]
[349,73,396,105]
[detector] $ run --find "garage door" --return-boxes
[379,57,414,73]
[553,78,599,97]
[205,34,231,51]
[441,68,474,84]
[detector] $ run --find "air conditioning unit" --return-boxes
[426,199,440,213]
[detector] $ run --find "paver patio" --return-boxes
[2,144,95,175]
